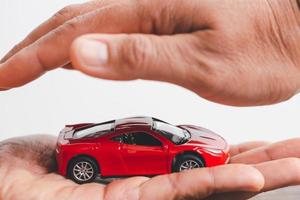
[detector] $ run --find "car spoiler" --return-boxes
[62,123,94,140]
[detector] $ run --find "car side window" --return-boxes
[111,132,162,146]
[111,133,133,144]
[130,132,162,146]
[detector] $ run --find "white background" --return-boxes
[0,0,299,144]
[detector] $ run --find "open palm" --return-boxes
[0,135,300,200]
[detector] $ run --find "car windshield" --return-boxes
[153,121,190,145]
[73,122,114,139]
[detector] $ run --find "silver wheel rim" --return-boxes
[179,160,200,171]
[73,161,94,182]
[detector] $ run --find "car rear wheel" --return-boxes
[173,154,205,172]
[68,157,99,184]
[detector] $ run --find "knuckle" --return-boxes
[118,35,157,78]
[165,173,187,200]
[205,168,216,196]
[51,16,81,40]
[63,18,80,32]
[35,44,52,71]
[166,173,180,192]
[51,4,78,25]
[8,43,23,56]
[56,4,78,18]
[145,1,175,34]
[263,147,274,161]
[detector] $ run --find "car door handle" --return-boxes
[127,150,136,154]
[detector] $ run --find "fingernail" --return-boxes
[77,39,108,68]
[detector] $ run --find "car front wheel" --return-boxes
[68,156,99,184]
[173,154,205,172]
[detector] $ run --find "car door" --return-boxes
[120,131,168,175]
[93,136,127,176]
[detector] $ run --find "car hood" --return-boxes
[178,125,228,150]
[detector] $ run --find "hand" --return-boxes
[1,0,300,105]
[0,136,300,200]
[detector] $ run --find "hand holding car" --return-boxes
[1,135,300,200]
[1,0,300,105]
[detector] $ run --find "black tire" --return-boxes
[68,156,99,184]
[173,154,205,173]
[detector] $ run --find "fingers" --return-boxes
[0,1,144,89]
[0,0,214,89]
[71,33,203,82]
[135,164,264,200]
[103,165,262,200]
[0,0,113,63]
[230,141,270,157]
[231,138,300,164]
[254,158,300,192]
[212,158,300,200]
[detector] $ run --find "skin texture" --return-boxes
[0,136,300,200]
[1,0,300,106]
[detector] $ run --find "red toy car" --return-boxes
[56,116,230,184]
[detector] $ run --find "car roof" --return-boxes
[69,116,169,139]
[114,116,153,130]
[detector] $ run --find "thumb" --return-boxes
[70,33,202,84]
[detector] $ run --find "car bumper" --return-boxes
[56,147,68,176]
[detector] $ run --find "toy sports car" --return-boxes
[56,116,230,184]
